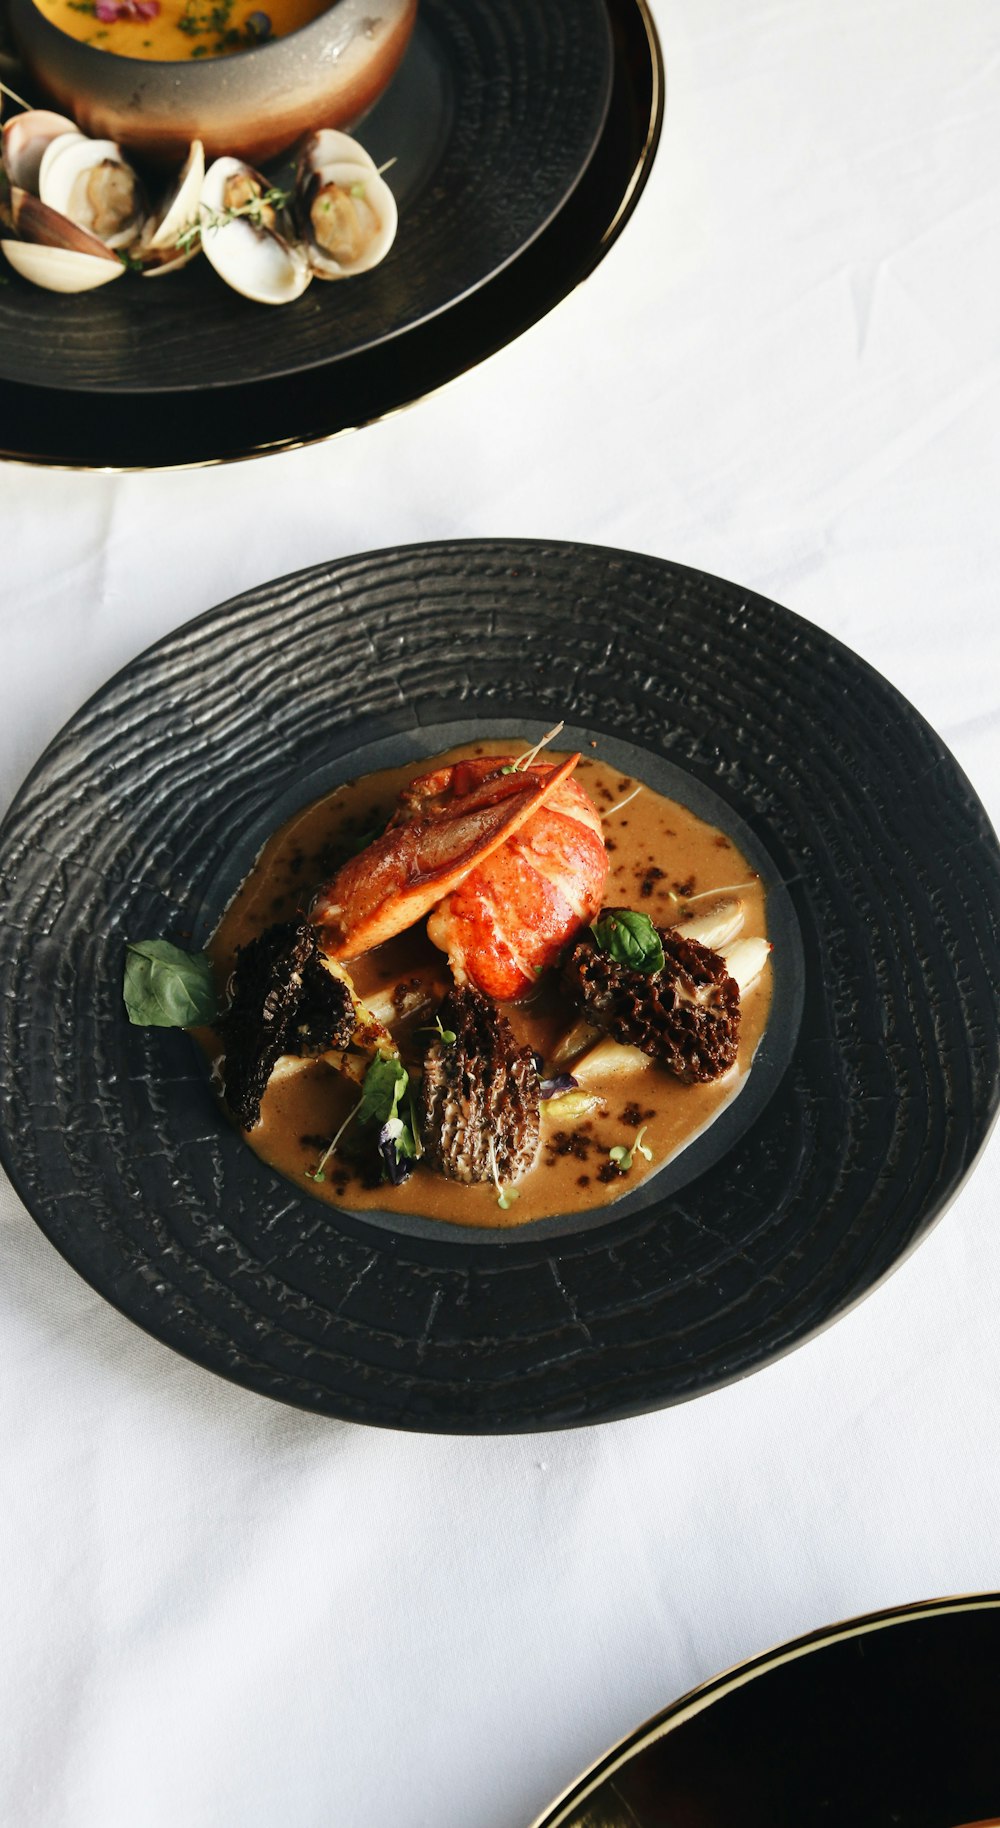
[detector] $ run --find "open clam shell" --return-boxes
[297,129,378,179]
[134,139,205,278]
[199,155,310,307]
[39,134,145,250]
[298,156,397,280]
[0,187,123,292]
[1,110,82,194]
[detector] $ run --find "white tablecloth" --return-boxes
[3,2,1000,1822]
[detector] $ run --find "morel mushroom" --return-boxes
[221,919,355,1130]
[562,925,740,1084]
[420,986,541,1184]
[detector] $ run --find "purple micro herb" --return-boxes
[539,1073,579,1101]
[95,0,159,20]
[378,1117,416,1186]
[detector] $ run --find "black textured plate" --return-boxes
[532,1593,1000,1826]
[0,0,661,466]
[1,539,998,1432]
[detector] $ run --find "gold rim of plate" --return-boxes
[531,1590,1000,1828]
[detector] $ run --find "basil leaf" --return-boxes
[590,909,665,975]
[123,940,217,1028]
[358,1052,409,1128]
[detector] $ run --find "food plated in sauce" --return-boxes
[126,734,773,1230]
[5,0,416,165]
[0,113,397,299]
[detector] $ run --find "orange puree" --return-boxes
[33,0,330,60]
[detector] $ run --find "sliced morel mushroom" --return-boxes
[420,986,540,1184]
[221,919,356,1129]
[562,925,740,1084]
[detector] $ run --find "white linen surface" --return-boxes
[2,1,1000,1822]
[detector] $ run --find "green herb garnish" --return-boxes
[178,183,291,253]
[608,1124,653,1175]
[307,1096,362,1182]
[358,1051,409,1128]
[123,939,217,1028]
[590,908,665,975]
[421,1015,456,1046]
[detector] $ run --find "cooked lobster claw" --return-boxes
[312,751,583,959]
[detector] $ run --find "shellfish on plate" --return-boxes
[0,109,397,301]
[312,748,609,998]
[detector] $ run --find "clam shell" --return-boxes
[200,155,311,307]
[135,139,205,277]
[147,139,205,251]
[300,158,397,280]
[1,111,82,194]
[2,190,123,292]
[298,129,377,179]
[39,134,145,250]
[1,237,124,293]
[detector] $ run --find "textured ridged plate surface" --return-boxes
[1,539,998,1433]
[532,1593,1000,1825]
[0,0,612,392]
[0,0,659,468]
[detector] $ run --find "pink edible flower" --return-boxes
[94,0,160,20]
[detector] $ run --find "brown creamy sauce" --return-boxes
[203,744,772,1228]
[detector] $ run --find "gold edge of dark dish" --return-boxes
[531,1591,1000,1827]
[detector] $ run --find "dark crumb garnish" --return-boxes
[673,876,696,897]
[638,865,666,900]
[597,1161,621,1183]
[577,1174,591,1187]
[546,1129,592,1162]
[562,924,740,1084]
[420,986,540,1184]
[620,1102,645,1128]
[605,839,617,852]
[220,920,355,1130]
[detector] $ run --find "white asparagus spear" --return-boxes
[673,896,745,950]
[721,937,771,997]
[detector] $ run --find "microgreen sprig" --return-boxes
[608,1124,654,1175]
[501,721,565,774]
[306,1094,362,1183]
[420,1015,457,1046]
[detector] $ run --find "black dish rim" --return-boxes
[0,0,663,468]
[1,537,998,1434]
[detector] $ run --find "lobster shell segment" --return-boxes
[313,752,583,960]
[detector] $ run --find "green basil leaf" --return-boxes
[123,940,217,1028]
[590,908,665,975]
[358,1052,409,1127]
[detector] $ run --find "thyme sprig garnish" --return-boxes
[176,184,292,254]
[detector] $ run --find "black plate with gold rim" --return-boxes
[532,1594,1000,1826]
[0,540,998,1432]
[0,0,661,467]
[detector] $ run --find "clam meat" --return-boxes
[199,155,311,305]
[38,134,146,250]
